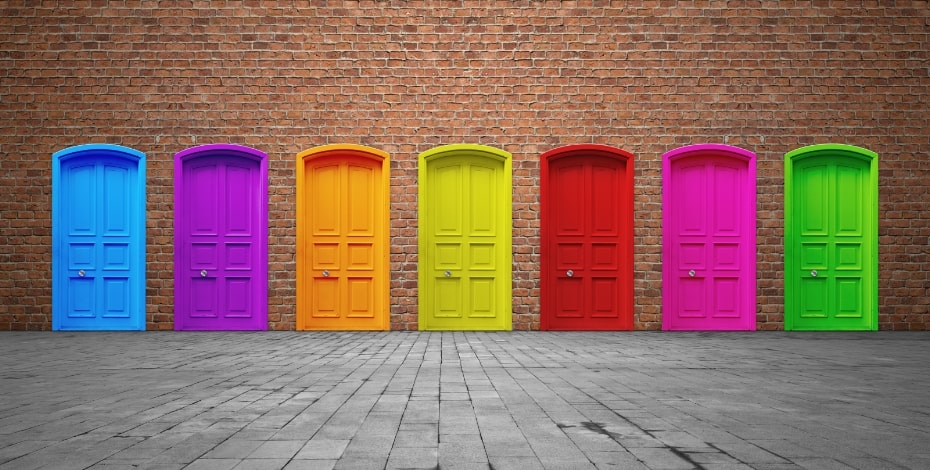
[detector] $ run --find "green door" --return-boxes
[785,144,878,331]
[419,144,512,331]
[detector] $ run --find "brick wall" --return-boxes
[1,1,928,331]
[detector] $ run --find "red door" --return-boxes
[541,144,634,330]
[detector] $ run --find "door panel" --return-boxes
[174,144,268,330]
[540,144,634,330]
[662,144,756,331]
[52,145,146,331]
[419,144,512,331]
[297,145,389,330]
[786,144,877,330]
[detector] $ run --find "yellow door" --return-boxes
[297,144,389,330]
[419,144,512,331]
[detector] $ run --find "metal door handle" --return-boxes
[566,270,574,277]
[200,270,207,277]
[810,270,818,277]
[78,270,85,277]
[444,270,451,277]
[688,270,695,277]
[323,270,330,277]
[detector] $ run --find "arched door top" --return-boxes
[541,143,634,163]
[419,144,511,163]
[786,143,878,163]
[298,143,389,163]
[175,143,267,163]
[54,143,145,163]
[663,143,755,163]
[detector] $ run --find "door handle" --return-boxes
[566,270,574,277]
[200,270,207,277]
[688,270,695,277]
[810,270,818,277]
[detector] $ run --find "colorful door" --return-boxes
[662,144,757,331]
[785,144,878,331]
[52,144,146,331]
[174,144,268,331]
[540,144,634,330]
[296,144,390,330]
[418,144,512,331]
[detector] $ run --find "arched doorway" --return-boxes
[418,144,512,331]
[174,144,268,331]
[662,144,757,331]
[784,144,878,331]
[540,144,634,330]
[296,144,390,331]
[52,144,146,331]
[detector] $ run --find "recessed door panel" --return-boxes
[419,144,512,331]
[348,278,374,317]
[541,145,634,330]
[663,144,756,331]
[103,278,129,318]
[297,145,390,330]
[785,144,877,330]
[68,279,95,317]
[174,144,268,330]
[52,144,146,331]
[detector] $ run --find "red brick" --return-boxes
[1,2,928,331]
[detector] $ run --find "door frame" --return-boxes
[662,143,757,331]
[539,144,634,330]
[418,144,512,331]
[52,144,147,331]
[295,144,390,331]
[173,143,268,331]
[784,143,878,331]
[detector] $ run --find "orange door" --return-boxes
[296,144,390,330]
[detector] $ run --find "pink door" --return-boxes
[662,144,756,331]
[174,144,268,330]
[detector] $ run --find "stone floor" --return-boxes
[1,331,929,470]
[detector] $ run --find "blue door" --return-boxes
[52,144,146,330]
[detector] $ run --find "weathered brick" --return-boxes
[1,2,928,331]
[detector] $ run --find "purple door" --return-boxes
[662,144,756,331]
[174,144,268,330]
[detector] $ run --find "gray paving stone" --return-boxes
[246,440,303,460]
[182,459,240,470]
[386,447,438,469]
[293,439,350,460]
[201,440,264,459]
[283,460,336,470]
[232,459,289,470]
